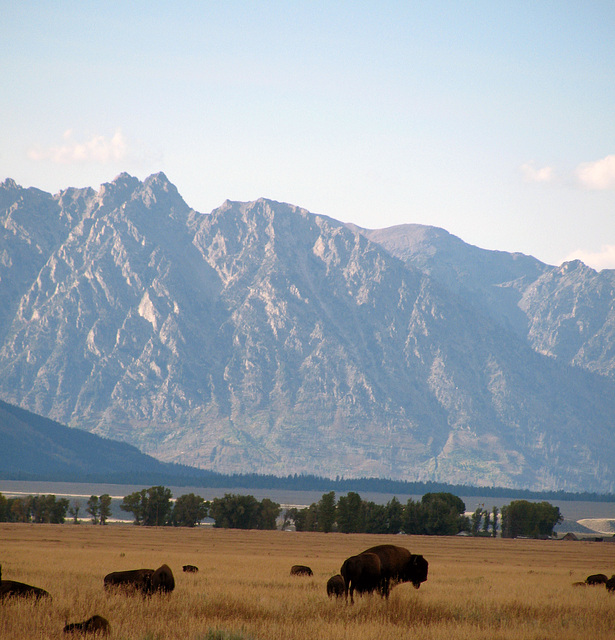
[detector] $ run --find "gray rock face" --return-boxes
[1,173,615,492]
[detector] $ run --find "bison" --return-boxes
[362,544,428,596]
[606,575,615,592]
[0,564,51,601]
[290,565,313,576]
[326,574,345,598]
[103,564,174,595]
[183,564,199,573]
[63,615,110,635]
[586,573,608,585]
[340,544,428,603]
[341,553,382,603]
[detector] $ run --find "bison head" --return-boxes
[405,554,428,588]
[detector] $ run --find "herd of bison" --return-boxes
[2,542,615,635]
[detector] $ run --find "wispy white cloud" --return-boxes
[521,162,557,184]
[521,154,615,191]
[563,245,615,271]
[575,155,615,190]
[28,129,128,164]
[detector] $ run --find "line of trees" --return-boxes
[0,493,70,523]
[0,488,563,537]
[288,492,562,538]
[288,491,471,535]
[119,488,281,529]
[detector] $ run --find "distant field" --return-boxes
[2,523,615,640]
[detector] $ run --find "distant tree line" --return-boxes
[0,488,564,537]
[5,469,613,504]
[119,487,281,529]
[0,493,70,523]
[287,492,563,538]
[287,491,472,535]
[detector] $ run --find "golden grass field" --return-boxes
[2,523,615,640]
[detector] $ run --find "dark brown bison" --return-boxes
[326,574,345,598]
[340,553,382,603]
[0,564,51,601]
[290,565,313,576]
[341,544,428,603]
[152,564,175,592]
[63,615,110,635]
[362,544,428,595]
[183,564,199,573]
[586,573,608,585]
[104,564,174,595]
[606,575,615,592]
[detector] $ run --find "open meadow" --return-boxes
[2,523,615,640]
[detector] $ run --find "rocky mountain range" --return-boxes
[1,172,614,492]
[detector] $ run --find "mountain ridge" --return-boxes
[1,173,614,492]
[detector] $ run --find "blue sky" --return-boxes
[2,1,614,268]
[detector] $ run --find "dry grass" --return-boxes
[1,523,615,639]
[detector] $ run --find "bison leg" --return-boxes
[379,577,391,599]
[346,580,355,605]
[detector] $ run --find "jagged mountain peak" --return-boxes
[89,171,190,218]
[1,177,19,191]
[95,172,142,204]
[557,259,596,276]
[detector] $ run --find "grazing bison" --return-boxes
[152,564,175,592]
[290,565,313,576]
[340,544,428,603]
[104,564,174,595]
[362,544,428,596]
[0,564,51,601]
[326,574,345,598]
[586,573,608,585]
[63,615,110,635]
[183,564,199,573]
[341,553,382,603]
[606,575,615,592]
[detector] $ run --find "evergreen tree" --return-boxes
[336,492,364,533]
[385,497,403,534]
[363,501,387,534]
